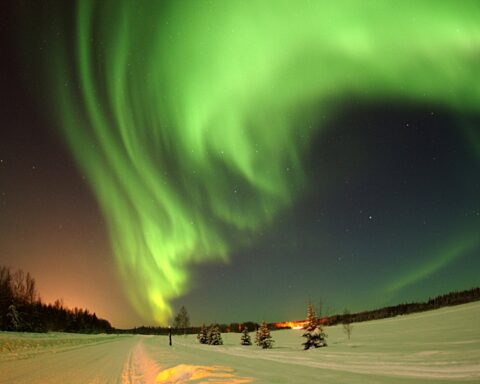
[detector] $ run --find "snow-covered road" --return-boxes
[0,335,142,383]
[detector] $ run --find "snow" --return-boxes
[0,301,479,383]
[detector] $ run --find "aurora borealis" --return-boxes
[1,1,479,327]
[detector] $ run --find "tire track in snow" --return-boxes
[122,337,162,384]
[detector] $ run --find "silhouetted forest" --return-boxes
[326,287,480,326]
[119,322,260,336]
[0,266,112,333]
[123,288,480,335]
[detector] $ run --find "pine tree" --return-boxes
[207,324,223,345]
[7,304,21,330]
[197,324,208,344]
[240,326,252,346]
[256,321,274,349]
[302,303,327,350]
[207,324,214,344]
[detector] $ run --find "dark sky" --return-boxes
[1,1,479,328]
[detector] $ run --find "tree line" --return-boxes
[0,266,112,333]
[327,287,480,326]
[123,287,480,336]
[121,321,260,336]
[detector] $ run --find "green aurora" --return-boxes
[48,0,480,324]
[387,234,480,294]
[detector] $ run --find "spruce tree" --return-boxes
[256,321,274,349]
[207,324,213,343]
[7,304,21,330]
[302,303,327,350]
[207,324,223,345]
[240,326,252,345]
[197,324,208,344]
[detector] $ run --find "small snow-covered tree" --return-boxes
[207,324,223,345]
[240,326,251,345]
[302,303,327,350]
[197,324,208,344]
[256,321,274,349]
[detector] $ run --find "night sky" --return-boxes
[1,1,479,328]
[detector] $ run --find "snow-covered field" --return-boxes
[0,301,479,383]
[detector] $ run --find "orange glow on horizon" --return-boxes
[274,320,307,329]
[274,317,328,329]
